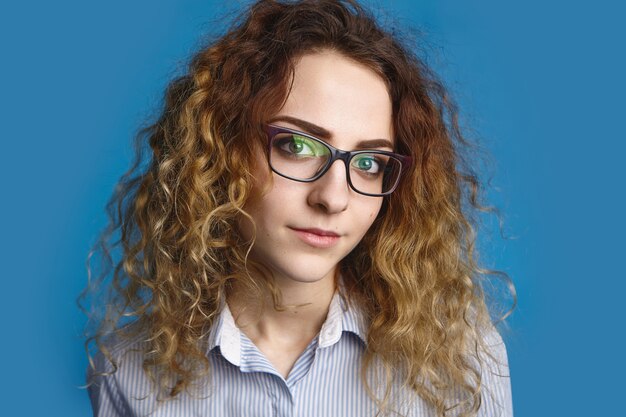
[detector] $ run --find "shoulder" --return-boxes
[475,325,514,417]
[87,335,153,416]
[88,333,149,379]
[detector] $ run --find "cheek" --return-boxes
[242,176,296,230]
[238,186,269,243]
[239,193,269,242]
[240,150,278,227]
[357,199,384,233]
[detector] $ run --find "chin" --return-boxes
[269,257,339,285]
[246,241,345,286]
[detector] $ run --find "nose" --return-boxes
[306,159,350,213]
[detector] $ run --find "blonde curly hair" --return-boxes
[81,1,514,416]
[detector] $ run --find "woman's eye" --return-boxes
[276,135,326,157]
[289,140,304,153]
[352,154,383,174]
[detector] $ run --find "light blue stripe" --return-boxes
[88,292,513,416]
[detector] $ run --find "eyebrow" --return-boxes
[268,115,394,150]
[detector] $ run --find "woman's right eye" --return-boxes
[275,135,324,157]
[287,136,306,154]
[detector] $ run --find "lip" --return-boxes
[290,227,341,248]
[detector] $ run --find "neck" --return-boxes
[228,269,337,344]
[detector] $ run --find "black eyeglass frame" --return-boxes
[265,124,412,197]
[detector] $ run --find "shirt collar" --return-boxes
[207,299,242,366]
[319,290,367,347]
[207,290,367,366]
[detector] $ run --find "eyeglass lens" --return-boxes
[269,132,402,195]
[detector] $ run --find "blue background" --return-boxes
[1,0,624,415]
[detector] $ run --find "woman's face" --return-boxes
[240,50,393,287]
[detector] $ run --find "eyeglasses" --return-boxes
[265,124,412,196]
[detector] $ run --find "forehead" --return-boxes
[274,51,394,148]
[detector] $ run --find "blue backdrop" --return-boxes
[1,1,624,416]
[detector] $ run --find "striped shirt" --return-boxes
[88,292,513,416]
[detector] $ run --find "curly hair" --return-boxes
[81,1,514,416]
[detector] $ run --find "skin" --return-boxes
[231,50,394,378]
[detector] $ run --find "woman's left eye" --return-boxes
[351,155,382,174]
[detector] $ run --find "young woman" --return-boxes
[84,1,514,416]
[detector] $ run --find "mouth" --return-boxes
[289,227,341,248]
